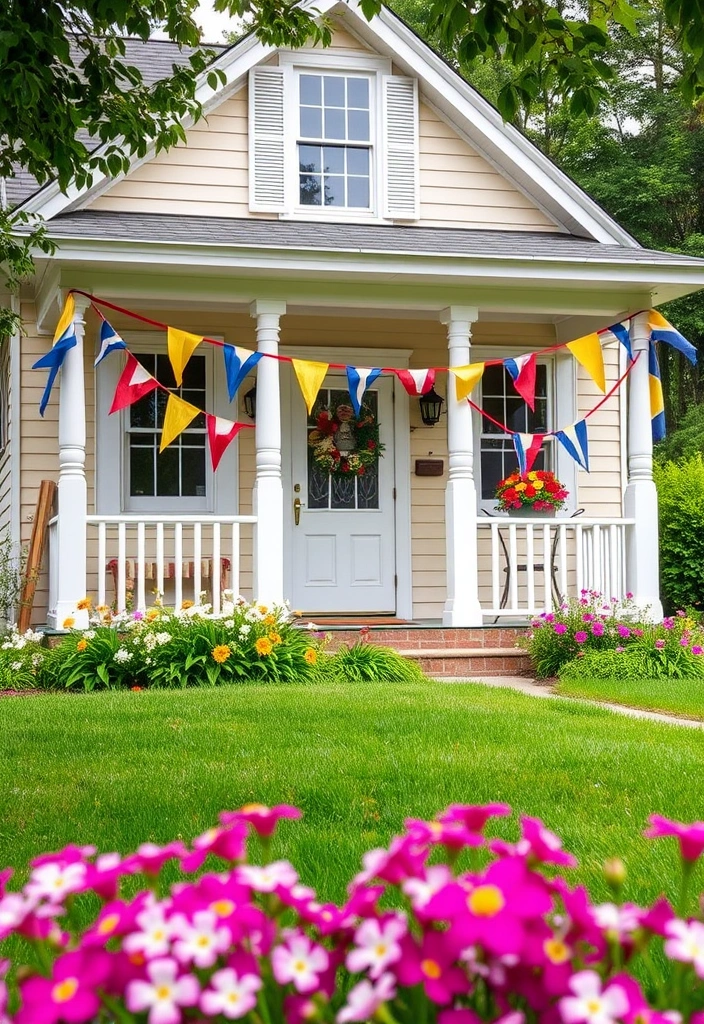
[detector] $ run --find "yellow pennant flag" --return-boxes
[54,293,75,343]
[292,358,329,415]
[160,394,201,452]
[167,327,203,387]
[450,362,485,401]
[566,333,605,392]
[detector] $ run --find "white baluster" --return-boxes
[508,523,518,612]
[543,523,552,612]
[174,523,183,609]
[231,523,240,599]
[491,522,500,613]
[97,522,106,608]
[558,525,568,604]
[212,522,221,615]
[117,522,126,613]
[156,522,165,599]
[137,522,146,612]
[526,524,535,612]
[194,522,202,604]
[593,524,602,595]
[576,524,584,594]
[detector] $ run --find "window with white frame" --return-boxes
[478,362,555,506]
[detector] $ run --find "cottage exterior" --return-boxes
[6,0,704,628]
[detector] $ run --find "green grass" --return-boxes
[556,675,704,721]
[2,681,704,909]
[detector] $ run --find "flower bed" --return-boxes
[521,591,704,679]
[2,803,704,1023]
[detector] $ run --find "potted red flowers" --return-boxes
[495,470,568,516]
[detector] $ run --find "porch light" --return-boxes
[418,386,444,426]
[243,384,257,421]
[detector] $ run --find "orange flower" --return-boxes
[212,644,232,664]
[257,605,268,615]
[146,608,159,622]
[255,637,273,657]
[181,600,194,610]
[76,639,88,652]
[131,686,143,692]
[62,616,75,630]
[304,648,317,665]
[264,614,276,626]
[76,597,92,611]
[268,631,282,645]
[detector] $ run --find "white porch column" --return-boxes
[623,311,663,620]
[251,300,286,608]
[47,294,89,629]
[441,305,483,626]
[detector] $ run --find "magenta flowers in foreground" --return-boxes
[3,805,704,1022]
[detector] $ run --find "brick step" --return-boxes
[324,627,525,652]
[402,647,532,678]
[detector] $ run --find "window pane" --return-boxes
[182,390,205,411]
[299,144,321,173]
[347,77,369,108]
[300,106,322,139]
[324,175,345,206]
[156,447,180,497]
[155,390,169,429]
[481,439,515,500]
[347,147,369,175]
[482,364,505,394]
[130,444,154,497]
[300,173,322,205]
[482,395,504,433]
[181,356,206,389]
[347,176,369,208]
[528,398,548,433]
[130,392,156,428]
[324,107,345,140]
[322,146,344,173]
[182,447,206,497]
[323,75,345,106]
[347,109,369,141]
[535,364,548,397]
[156,355,176,390]
[300,74,321,105]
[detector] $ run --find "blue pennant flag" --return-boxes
[555,419,590,472]
[512,433,544,475]
[32,295,77,416]
[94,317,126,366]
[607,322,633,362]
[649,310,698,365]
[649,342,666,443]
[223,344,262,402]
[346,366,382,415]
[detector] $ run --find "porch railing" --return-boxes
[47,515,59,619]
[86,515,257,615]
[477,517,635,618]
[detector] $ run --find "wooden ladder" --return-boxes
[17,480,56,633]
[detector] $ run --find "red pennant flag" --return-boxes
[109,354,158,414]
[504,353,537,410]
[395,368,436,397]
[207,414,252,471]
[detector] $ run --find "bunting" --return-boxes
[504,353,537,410]
[566,333,606,392]
[555,420,590,472]
[223,344,262,402]
[649,310,698,365]
[160,394,201,452]
[292,359,329,415]
[649,342,666,443]
[395,368,436,397]
[346,366,382,415]
[450,363,485,401]
[109,354,159,414]
[512,433,544,475]
[94,317,126,366]
[206,415,250,471]
[168,327,203,387]
[607,322,633,362]
[33,294,77,417]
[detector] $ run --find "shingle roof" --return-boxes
[39,210,704,267]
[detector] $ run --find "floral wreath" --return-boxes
[308,402,384,477]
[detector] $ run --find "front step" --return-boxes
[402,647,532,678]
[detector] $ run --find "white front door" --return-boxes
[288,374,396,614]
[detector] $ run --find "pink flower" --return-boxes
[395,930,468,1004]
[663,618,674,630]
[16,950,111,1024]
[632,628,643,637]
[200,967,262,1019]
[574,631,588,644]
[24,860,87,903]
[582,613,594,622]
[237,860,298,893]
[591,622,605,637]
[336,973,396,1023]
[126,957,200,1024]
[502,815,577,868]
[693,646,704,655]
[680,637,689,648]
[438,802,511,833]
[617,625,630,639]
[626,591,633,599]
[644,815,704,861]
[123,903,173,960]
[181,822,247,873]
[665,919,704,975]
[220,803,302,838]
[615,646,625,653]
[402,865,454,914]
[591,902,643,939]
[404,817,483,851]
[655,639,666,650]
[124,842,187,877]
[346,914,406,978]
[559,970,629,1024]
[272,930,329,993]
[554,623,568,635]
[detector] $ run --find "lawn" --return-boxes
[556,675,704,721]
[2,680,704,910]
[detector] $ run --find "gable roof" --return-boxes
[14,0,636,247]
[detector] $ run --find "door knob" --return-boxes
[294,497,302,526]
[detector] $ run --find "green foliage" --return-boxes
[0,529,26,621]
[654,455,704,612]
[318,641,426,684]
[560,640,704,681]
[0,628,46,689]
[655,402,704,462]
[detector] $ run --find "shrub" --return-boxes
[654,455,704,613]
[560,642,704,681]
[322,639,425,684]
[0,628,45,689]
[655,401,704,463]
[3,802,704,1023]
[0,530,26,625]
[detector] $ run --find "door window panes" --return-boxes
[306,388,380,510]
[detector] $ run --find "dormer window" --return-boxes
[298,74,372,210]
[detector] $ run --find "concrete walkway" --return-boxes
[439,675,704,730]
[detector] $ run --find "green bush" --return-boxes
[318,641,426,684]
[655,402,704,463]
[560,643,704,681]
[654,455,704,613]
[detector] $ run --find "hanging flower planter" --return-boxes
[495,470,568,516]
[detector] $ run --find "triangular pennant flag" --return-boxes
[109,354,159,414]
[649,341,666,443]
[566,333,606,392]
[648,310,698,365]
[450,363,484,401]
[512,433,544,475]
[168,327,203,387]
[395,368,436,397]
[160,394,200,452]
[293,358,329,415]
[206,415,252,471]
[33,294,78,416]
[555,420,590,471]
[223,344,262,402]
[346,366,382,415]
[607,322,633,362]
[94,317,126,366]
[504,353,537,410]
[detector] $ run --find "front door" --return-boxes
[288,374,396,614]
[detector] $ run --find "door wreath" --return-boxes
[308,402,384,477]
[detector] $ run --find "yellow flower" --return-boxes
[212,644,231,664]
[257,605,268,615]
[527,472,537,482]
[146,608,159,622]
[268,631,282,645]
[264,614,276,626]
[62,616,75,630]
[76,638,88,652]
[533,479,544,490]
[181,600,194,610]
[76,597,92,611]
[304,648,317,665]
[515,482,527,493]
[255,637,273,657]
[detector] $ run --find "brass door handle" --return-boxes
[294,497,302,526]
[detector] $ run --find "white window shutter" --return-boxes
[382,76,419,221]
[248,66,286,213]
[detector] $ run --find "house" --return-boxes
[5,0,704,631]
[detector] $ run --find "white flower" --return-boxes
[591,902,642,937]
[10,662,21,672]
[238,625,251,638]
[665,919,704,976]
[144,634,157,651]
[346,915,406,979]
[245,608,260,623]
[126,957,200,1022]
[171,910,231,968]
[305,622,318,631]
[13,638,26,650]
[337,973,397,1024]
[272,931,329,993]
[559,970,629,1024]
[123,905,173,960]
[31,654,43,669]
[237,861,298,893]
[155,632,171,646]
[222,602,235,617]
[402,865,452,910]
[25,861,87,903]
[200,968,262,1020]
[83,630,96,640]
[114,648,132,663]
